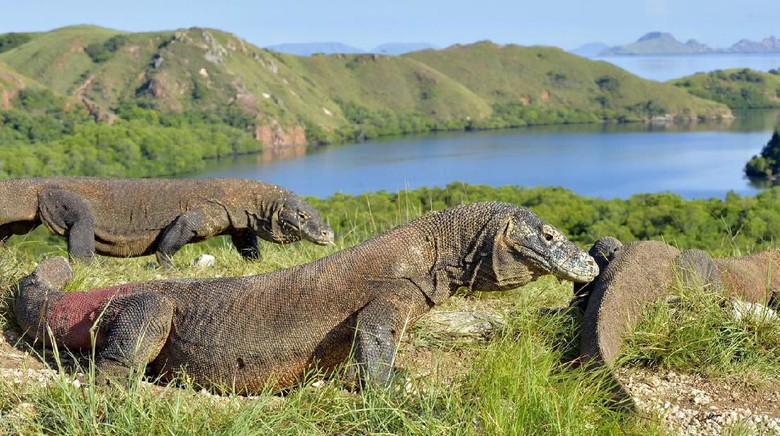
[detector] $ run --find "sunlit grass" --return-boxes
[621,273,780,387]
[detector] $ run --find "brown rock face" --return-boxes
[255,121,308,148]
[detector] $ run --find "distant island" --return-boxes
[572,32,780,57]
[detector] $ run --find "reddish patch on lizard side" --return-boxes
[48,283,141,349]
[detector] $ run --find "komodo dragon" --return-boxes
[577,241,778,409]
[0,177,334,268]
[576,240,680,409]
[581,245,779,368]
[14,202,598,393]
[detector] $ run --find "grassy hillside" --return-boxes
[671,68,780,109]
[407,42,730,122]
[0,61,33,108]
[0,26,737,180]
[1,27,731,138]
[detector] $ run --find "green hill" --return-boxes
[406,41,728,124]
[671,68,780,109]
[0,26,734,179]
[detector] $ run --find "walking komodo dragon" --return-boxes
[0,177,334,268]
[14,202,598,393]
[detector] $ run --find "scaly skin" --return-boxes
[577,240,680,410]
[674,249,723,293]
[0,177,334,268]
[14,202,598,393]
[714,248,780,307]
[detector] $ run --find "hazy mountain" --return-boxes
[580,32,780,56]
[600,32,712,55]
[728,36,780,53]
[570,42,610,57]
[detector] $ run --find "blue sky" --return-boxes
[1,0,777,50]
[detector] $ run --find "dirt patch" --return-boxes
[620,366,780,434]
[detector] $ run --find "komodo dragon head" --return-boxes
[468,205,599,292]
[255,196,335,245]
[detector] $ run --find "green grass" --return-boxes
[621,271,780,385]
[1,224,778,434]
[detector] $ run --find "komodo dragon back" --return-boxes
[14,202,598,393]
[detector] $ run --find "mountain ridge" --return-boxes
[0,25,730,153]
[574,32,780,56]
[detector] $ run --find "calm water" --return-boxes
[594,53,780,82]
[196,111,780,200]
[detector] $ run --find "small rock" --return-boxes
[692,391,712,405]
[192,254,216,267]
[731,300,777,323]
[420,310,506,341]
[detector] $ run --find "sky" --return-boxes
[1,0,778,51]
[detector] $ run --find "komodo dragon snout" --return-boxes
[261,196,335,246]
[485,213,599,289]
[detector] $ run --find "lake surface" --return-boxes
[196,110,780,200]
[593,53,780,82]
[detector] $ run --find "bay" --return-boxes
[196,110,780,200]
[593,53,780,82]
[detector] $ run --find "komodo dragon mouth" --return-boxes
[276,222,335,245]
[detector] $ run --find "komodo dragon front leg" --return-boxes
[230,229,260,260]
[352,298,408,385]
[37,188,96,262]
[94,292,175,383]
[156,210,210,269]
[349,279,436,386]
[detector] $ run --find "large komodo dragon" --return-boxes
[577,239,779,408]
[14,202,598,393]
[0,177,334,268]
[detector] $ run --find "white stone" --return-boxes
[731,300,777,323]
[192,254,216,267]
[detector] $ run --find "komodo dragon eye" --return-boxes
[297,211,308,221]
[542,225,557,242]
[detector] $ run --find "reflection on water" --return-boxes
[194,110,780,200]
[257,144,308,163]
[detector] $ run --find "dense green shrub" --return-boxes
[745,129,780,178]
[0,32,32,53]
